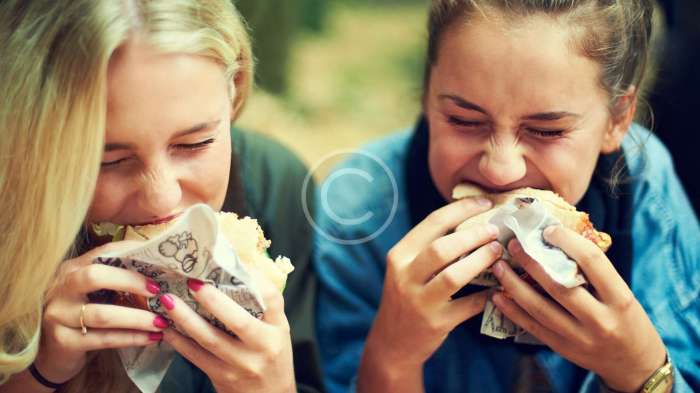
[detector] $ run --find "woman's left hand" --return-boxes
[160,267,295,393]
[491,225,666,393]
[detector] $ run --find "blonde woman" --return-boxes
[0,0,111,389]
[1,1,322,392]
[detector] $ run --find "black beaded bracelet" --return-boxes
[28,362,64,390]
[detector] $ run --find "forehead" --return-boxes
[432,12,607,111]
[106,38,228,138]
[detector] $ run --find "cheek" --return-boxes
[531,140,599,204]
[182,138,232,207]
[87,172,131,223]
[427,123,478,200]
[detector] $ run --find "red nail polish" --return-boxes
[146,279,161,295]
[160,294,175,310]
[153,315,169,329]
[148,332,163,341]
[187,279,204,292]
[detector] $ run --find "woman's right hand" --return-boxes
[358,197,502,392]
[34,242,166,384]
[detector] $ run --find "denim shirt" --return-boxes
[314,124,700,393]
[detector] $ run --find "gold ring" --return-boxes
[79,304,88,335]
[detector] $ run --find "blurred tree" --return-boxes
[235,0,298,94]
[234,0,328,94]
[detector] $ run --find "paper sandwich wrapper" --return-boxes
[452,184,611,342]
[90,204,293,393]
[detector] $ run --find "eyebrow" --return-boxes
[438,94,580,121]
[104,119,222,152]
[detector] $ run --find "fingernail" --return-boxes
[510,239,522,254]
[187,279,204,292]
[489,241,502,253]
[160,294,175,310]
[146,279,161,295]
[477,197,492,207]
[492,293,503,305]
[153,315,169,329]
[543,226,556,238]
[148,332,163,341]
[492,261,504,278]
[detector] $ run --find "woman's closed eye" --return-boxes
[101,155,131,168]
[173,138,216,151]
[525,127,566,138]
[446,115,487,128]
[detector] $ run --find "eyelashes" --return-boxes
[100,138,216,168]
[174,138,216,151]
[524,128,565,138]
[446,116,566,139]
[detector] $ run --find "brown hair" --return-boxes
[423,0,654,117]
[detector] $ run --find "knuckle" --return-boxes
[89,307,110,327]
[220,371,239,386]
[243,359,265,379]
[424,316,446,336]
[80,264,103,286]
[439,269,462,293]
[426,209,450,228]
[614,292,636,312]
[594,318,618,341]
[386,248,405,269]
[101,332,121,348]
[198,333,219,350]
[261,343,283,363]
[580,247,602,265]
[425,242,449,263]
[266,291,285,311]
[579,334,596,353]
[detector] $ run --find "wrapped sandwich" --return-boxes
[452,184,612,340]
[90,206,293,320]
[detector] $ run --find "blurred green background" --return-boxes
[233,0,428,175]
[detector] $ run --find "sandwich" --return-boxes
[452,184,611,287]
[91,211,294,311]
[453,184,611,251]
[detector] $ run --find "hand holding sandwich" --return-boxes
[492,226,667,393]
[36,241,166,385]
[161,264,295,393]
[358,197,502,393]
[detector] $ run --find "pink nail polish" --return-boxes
[146,279,161,295]
[160,294,175,310]
[187,279,204,292]
[153,315,169,329]
[148,332,163,341]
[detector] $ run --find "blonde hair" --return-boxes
[0,0,253,391]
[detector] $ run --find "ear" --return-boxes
[601,86,637,154]
[229,77,239,122]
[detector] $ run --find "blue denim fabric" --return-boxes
[314,124,700,393]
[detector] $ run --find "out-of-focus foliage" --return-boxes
[235,1,428,178]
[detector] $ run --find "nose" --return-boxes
[478,137,527,187]
[137,161,182,218]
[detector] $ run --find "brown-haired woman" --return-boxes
[314,1,699,392]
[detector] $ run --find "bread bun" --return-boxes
[453,184,611,251]
[123,211,294,292]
